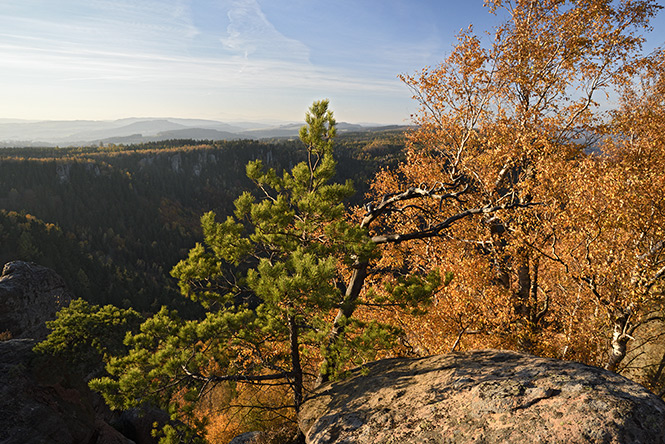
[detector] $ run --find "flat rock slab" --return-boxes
[299,350,665,444]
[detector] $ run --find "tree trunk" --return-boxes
[515,256,531,318]
[605,309,632,372]
[288,314,303,412]
[317,261,369,385]
[651,349,665,392]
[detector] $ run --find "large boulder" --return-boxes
[300,350,665,444]
[0,261,72,340]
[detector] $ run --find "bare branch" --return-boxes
[371,201,536,245]
[180,366,294,385]
[645,264,665,292]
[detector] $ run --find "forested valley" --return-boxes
[5,0,665,443]
[0,131,404,314]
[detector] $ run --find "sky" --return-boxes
[1,1,664,125]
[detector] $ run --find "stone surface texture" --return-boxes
[299,350,665,444]
[0,260,72,340]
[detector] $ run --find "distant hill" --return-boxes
[0,118,401,147]
[153,128,240,141]
[70,119,189,140]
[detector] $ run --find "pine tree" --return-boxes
[87,100,426,442]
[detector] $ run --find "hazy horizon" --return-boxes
[0,115,415,147]
[0,116,397,127]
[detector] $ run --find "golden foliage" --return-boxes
[364,0,664,380]
[199,380,295,443]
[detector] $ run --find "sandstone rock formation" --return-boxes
[300,350,665,444]
[0,338,131,444]
[0,261,158,443]
[0,260,72,340]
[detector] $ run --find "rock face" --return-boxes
[300,350,665,444]
[0,261,146,443]
[0,260,72,340]
[0,339,131,444]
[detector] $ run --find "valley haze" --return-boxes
[0,118,399,147]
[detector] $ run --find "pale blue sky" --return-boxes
[1,1,664,124]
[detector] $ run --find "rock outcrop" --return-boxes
[0,261,153,443]
[300,350,665,444]
[0,261,72,340]
[0,338,131,444]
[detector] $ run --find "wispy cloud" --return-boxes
[0,0,416,122]
[0,0,200,56]
[220,0,310,62]
[0,36,402,95]
[0,0,406,93]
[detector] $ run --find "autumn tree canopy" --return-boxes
[370,0,664,379]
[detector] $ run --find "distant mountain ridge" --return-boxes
[0,118,396,147]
